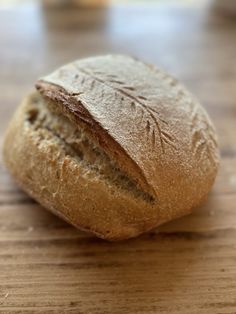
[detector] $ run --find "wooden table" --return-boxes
[0,2,236,313]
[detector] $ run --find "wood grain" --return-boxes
[0,2,236,313]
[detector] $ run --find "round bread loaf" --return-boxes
[3,55,219,240]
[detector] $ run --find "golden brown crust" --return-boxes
[3,55,220,240]
[3,93,180,240]
[36,55,219,217]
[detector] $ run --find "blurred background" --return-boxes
[1,1,236,312]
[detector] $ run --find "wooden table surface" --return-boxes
[1,2,236,313]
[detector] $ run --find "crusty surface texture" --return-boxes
[4,55,219,240]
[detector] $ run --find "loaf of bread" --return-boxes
[3,55,219,240]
